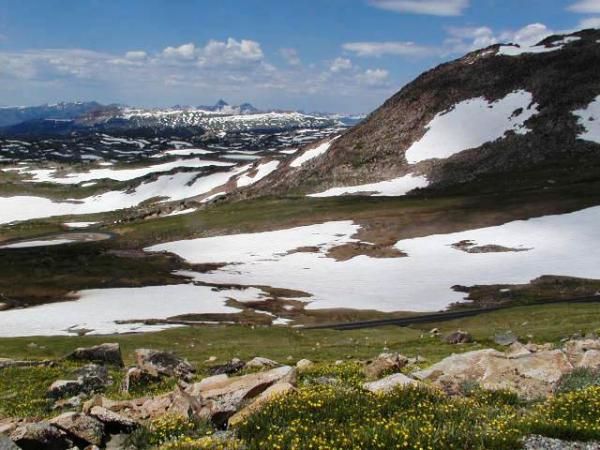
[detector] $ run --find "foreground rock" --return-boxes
[363,373,419,393]
[444,330,473,345]
[228,382,295,427]
[363,353,408,380]
[48,364,110,400]
[0,434,19,450]
[523,435,600,450]
[412,348,573,399]
[134,349,195,381]
[10,422,74,450]
[49,412,105,447]
[67,343,123,367]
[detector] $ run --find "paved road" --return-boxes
[306,295,600,330]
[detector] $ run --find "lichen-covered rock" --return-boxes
[89,406,138,432]
[444,330,473,345]
[134,349,195,381]
[363,373,419,393]
[296,359,315,371]
[208,358,246,376]
[245,357,280,370]
[10,422,73,450]
[67,343,123,367]
[49,412,105,447]
[228,382,295,427]
[363,353,409,379]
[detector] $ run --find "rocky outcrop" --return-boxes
[10,422,74,450]
[47,364,110,400]
[363,353,409,379]
[363,373,419,394]
[134,349,195,381]
[67,343,123,367]
[412,347,576,399]
[49,412,105,447]
[444,330,473,345]
[228,382,295,427]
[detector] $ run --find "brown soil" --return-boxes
[326,241,406,261]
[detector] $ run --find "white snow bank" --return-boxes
[0,238,77,249]
[497,36,580,56]
[0,284,266,337]
[148,207,600,313]
[308,174,429,197]
[405,90,538,164]
[64,222,97,228]
[290,136,339,168]
[151,148,214,158]
[20,158,232,184]
[573,95,600,144]
[0,165,249,224]
[237,161,280,188]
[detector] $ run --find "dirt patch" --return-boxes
[451,275,600,309]
[451,240,531,253]
[326,241,406,261]
[285,246,321,255]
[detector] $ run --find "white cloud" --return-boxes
[330,57,353,72]
[280,48,301,66]
[125,51,148,61]
[579,16,600,28]
[568,0,600,13]
[198,38,263,67]
[357,68,390,87]
[368,0,469,16]
[343,41,436,57]
[162,42,197,60]
[444,23,554,54]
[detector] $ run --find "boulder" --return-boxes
[67,343,123,367]
[134,349,195,381]
[209,358,245,376]
[494,331,518,346]
[576,349,600,369]
[121,367,162,393]
[245,357,280,370]
[47,380,84,400]
[564,339,600,365]
[48,364,110,400]
[296,359,314,371]
[49,412,105,447]
[363,353,408,379]
[363,373,419,394]
[413,348,574,399]
[10,422,74,450]
[444,330,473,344]
[89,406,138,432]
[228,382,295,427]
[0,434,19,450]
[190,365,297,426]
[506,341,532,358]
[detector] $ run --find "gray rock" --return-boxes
[134,349,195,381]
[444,330,473,344]
[494,331,519,346]
[364,353,409,379]
[67,343,123,367]
[10,422,74,450]
[47,380,84,400]
[523,434,600,449]
[0,434,19,450]
[89,406,138,432]
[245,357,280,369]
[363,373,420,393]
[209,358,245,376]
[49,412,105,447]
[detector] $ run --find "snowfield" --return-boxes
[237,160,280,188]
[148,206,600,313]
[405,90,539,164]
[497,36,581,56]
[0,284,269,337]
[18,157,232,184]
[308,174,429,197]
[0,165,250,224]
[290,136,339,168]
[574,95,600,143]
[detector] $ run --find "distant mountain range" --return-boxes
[0,100,363,137]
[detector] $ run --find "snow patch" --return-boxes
[308,174,429,197]
[237,160,280,188]
[290,136,339,168]
[574,95,600,143]
[405,90,538,164]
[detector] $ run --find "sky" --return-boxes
[0,0,599,113]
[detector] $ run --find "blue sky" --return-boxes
[0,0,599,113]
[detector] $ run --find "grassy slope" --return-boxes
[1,302,598,366]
